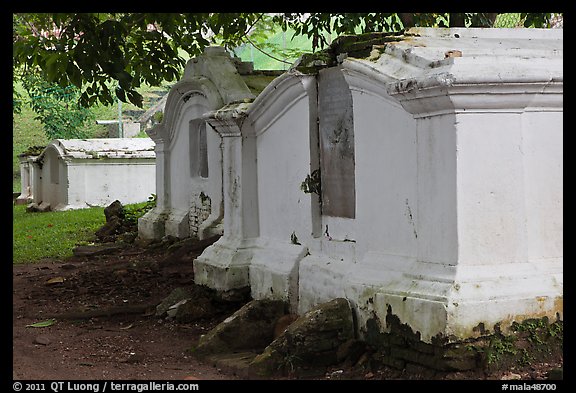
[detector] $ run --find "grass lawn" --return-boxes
[13,204,105,264]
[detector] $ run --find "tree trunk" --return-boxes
[485,13,499,27]
[399,13,414,29]
[449,13,466,27]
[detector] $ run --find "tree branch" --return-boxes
[242,34,293,65]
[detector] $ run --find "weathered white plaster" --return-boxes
[139,47,255,240]
[247,73,319,308]
[192,28,562,342]
[30,138,155,211]
[193,102,255,291]
[303,27,562,342]
[15,154,38,205]
[192,71,302,292]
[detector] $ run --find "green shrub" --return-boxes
[123,194,157,225]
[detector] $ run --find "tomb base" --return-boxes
[298,252,563,343]
[164,209,190,239]
[249,240,309,313]
[193,237,254,292]
[138,208,168,240]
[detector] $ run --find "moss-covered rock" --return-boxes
[249,298,355,377]
[155,287,192,317]
[193,299,288,358]
[330,32,404,59]
[292,51,335,74]
[19,145,46,157]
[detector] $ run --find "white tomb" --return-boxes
[29,138,156,211]
[138,47,281,240]
[15,152,39,205]
[194,28,563,343]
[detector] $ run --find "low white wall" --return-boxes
[66,159,156,209]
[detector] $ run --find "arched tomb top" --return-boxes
[147,47,258,145]
[37,138,155,161]
[183,46,256,105]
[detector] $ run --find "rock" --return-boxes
[173,298,218,323]
[246,345,285,377]
[133,237,156,248]
[119,352,144,364]
[38,201,51,212]
[155,287,192,317]
[26,201,51,213]
[336,338,367,364]
[94,200,136,242]
[215,286,251,303]
[161,235,178,246]
[118,231,138,243]
[104,200,124,221]
[328,369,344,379]
[72,243,125,257]
[249,298,355,377]
[273,314,299,339]
[548,368,563,380]
[161,235,221,266]
[33,335,52,346]
[355,351,371,367]
[95,216,124,241]
[194,299,287,358]
[166,238,196,254]
[45,276,65,285]
[501,372,522,380]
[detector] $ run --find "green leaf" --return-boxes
[115,87,126,102]
[45,53,60,67]
[26,319,56,328]
[126,89,143,108]
[67,63,83,88]
[116,70,133,90]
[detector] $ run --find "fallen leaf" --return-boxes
[47,224,53,227]
[26,319,56,328]
[119,323,134,330]
[46,277,65,285]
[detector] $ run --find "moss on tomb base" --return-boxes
[190,296,562,378]
[364,306,563,373]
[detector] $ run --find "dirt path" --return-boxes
[12,240,563,381]
[12,242,240,380]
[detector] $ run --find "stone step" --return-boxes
[206,351,260,379]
